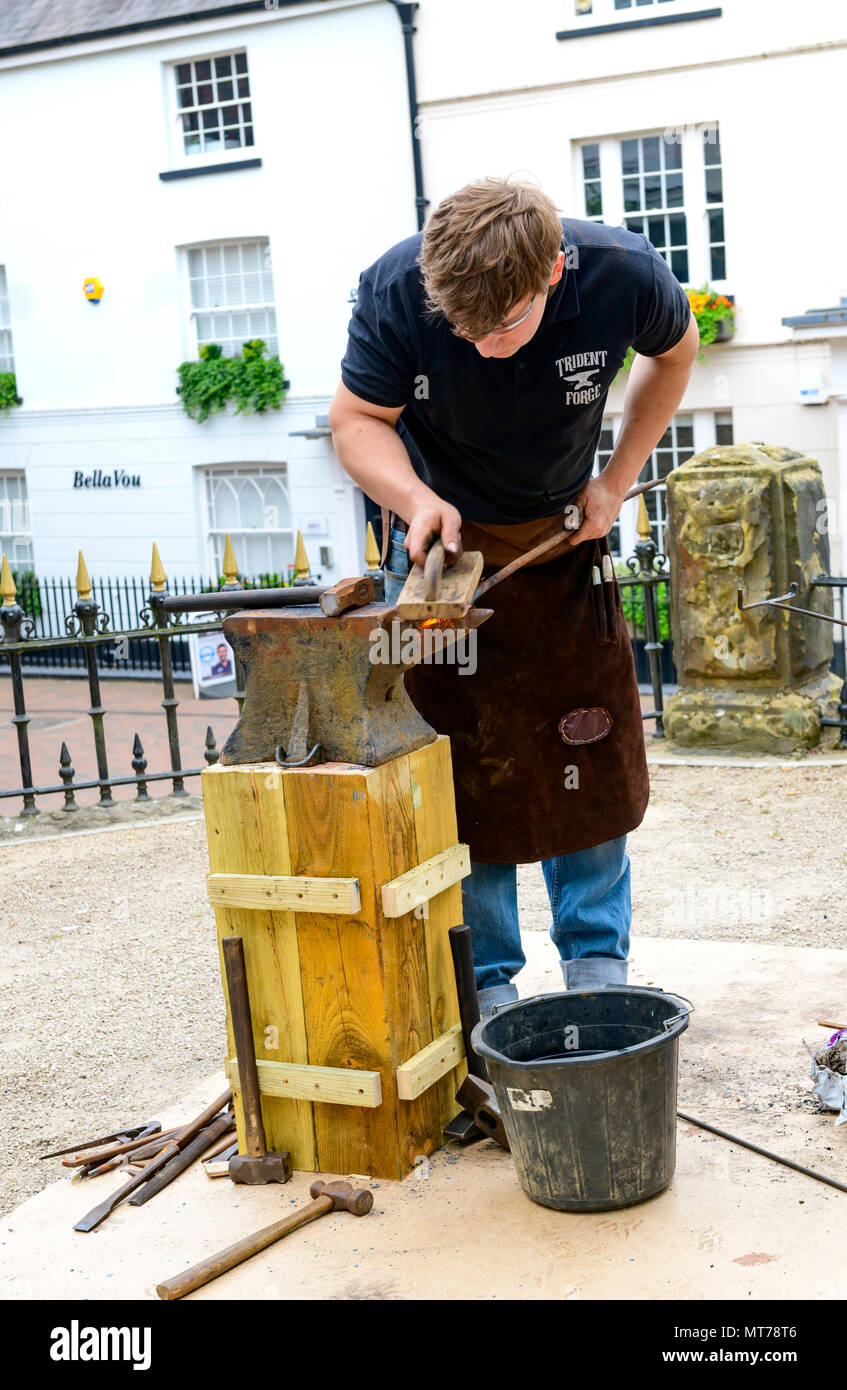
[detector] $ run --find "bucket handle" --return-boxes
[661,992,695,1031]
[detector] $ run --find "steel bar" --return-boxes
[129,1113,235,1206]
[41,1122,160,1160]
[162,586,327,613]
[678,1111,847,1194]
[7,648,37,815]
[0,765,209,802]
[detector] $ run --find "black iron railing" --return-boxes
[0,580,243,816]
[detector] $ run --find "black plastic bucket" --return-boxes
[471,987,692,1212]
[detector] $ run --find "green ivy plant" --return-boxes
[615,562,671,642]
[0,372,22,415]
[11,569,41,618]
[177,340,286,422]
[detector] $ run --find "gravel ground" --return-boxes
[2,763,845,1216]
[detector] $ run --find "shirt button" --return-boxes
[518,362,526,370]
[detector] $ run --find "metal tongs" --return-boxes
[737,581,847,628]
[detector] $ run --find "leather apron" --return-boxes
[401,520,650,864]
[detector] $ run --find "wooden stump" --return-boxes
[202,735,468,1180]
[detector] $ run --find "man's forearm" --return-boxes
[603,347,696,498]
[331,415,439,524]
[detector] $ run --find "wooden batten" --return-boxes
[396,1023,465,1101]
[227,1057,382,1107]
[207,872,361,914]
[381,843,470,918]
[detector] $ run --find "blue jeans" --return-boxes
[383,522,630,1001]
[461,843,631,1008]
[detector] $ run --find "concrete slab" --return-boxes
[3,933,846,1302]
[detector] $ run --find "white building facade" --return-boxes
[1,0,846,584]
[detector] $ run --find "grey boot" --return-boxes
[560,957,628,991]
[477,982,519,1018]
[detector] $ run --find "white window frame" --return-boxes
[165,48,256,171]
[574,124,728,293]
[0,472,33,568]
[0,266,15,376]
[182,238,277,360]
[203,464,294,581]
[597,410,733,557]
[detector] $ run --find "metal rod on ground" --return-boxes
[129,1113,235,1206]
[678,1111,847,1195]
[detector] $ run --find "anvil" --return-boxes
[219,602,492,768]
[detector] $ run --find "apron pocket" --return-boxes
[558,707,614,745]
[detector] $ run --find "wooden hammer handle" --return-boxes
[423,540,446,601]
[222,937,266,1159]
[157,1195,334,1300]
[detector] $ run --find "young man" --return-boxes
[330,178,698,1011]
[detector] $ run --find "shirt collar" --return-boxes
[542,229,581,325]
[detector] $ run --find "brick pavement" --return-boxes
[0,675,239,815]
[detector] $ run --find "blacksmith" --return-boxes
[330,178,698,1012]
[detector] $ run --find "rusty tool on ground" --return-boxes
[222,936,292,1185]
[204,1140,240,1178]
[678,1112,847,1195]
[156,1179,374,1301]
[448,925,510,1151]
[40,1121,163,1161]
[129,1112,236,1206]
[819,1019,847,1031]
[73,1088,232,1232]
[397,476,667,621]
[61,1124,182,1168]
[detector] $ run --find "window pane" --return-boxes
[705,167,723,203]
[235,52,248,73]
[195,60,212,81]
[241,243,259,273]
[668,213,686,246]
[670,248,689,280]
[582,143,600,179]
[663,172,682,208]
[202,108,220,129]
[215,56,232,77]
[703,127,721,164]
[197,82,214,105]
[621,139,640,175]
[222,105,239,126]
[626,216,644,234]
[664,140,682,171]
[648,216,665,246]
[710,244,726,280]
[218,79,234,102]
[642,136,660,172]
[585,183,603,217]
[708,208,724,243]
[177,85,194,109]
[182,111,199,132]
[676,425,694,449]
[623,178,641,212]
[237,77,250,98]
[176,63,192,84]
[715,416,734,445]
[244,125,254,146]
[644,175,663,209]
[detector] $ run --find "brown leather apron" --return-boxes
[403,521,650,864]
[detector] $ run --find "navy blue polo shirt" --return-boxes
[340,217,691,524]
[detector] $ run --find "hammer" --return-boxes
[156,1180,373,1300]
[222,936,292,1186]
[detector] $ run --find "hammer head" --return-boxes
[309,1179,373,1215]
[228,1151,292,1185]
[456,1075,510,1152]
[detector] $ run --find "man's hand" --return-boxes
[565,472,628,547]
[405,500,463,568]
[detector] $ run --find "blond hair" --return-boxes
[420,178,563,339]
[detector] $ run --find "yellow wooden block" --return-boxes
[396,1023,465,1101]
[227,1057,382,1107]
[381,843,470,917]
[207,872,361,914]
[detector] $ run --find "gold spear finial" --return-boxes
[150,542,167,592]
[636,493,652,541]
[364,520,380,571]
[293,530,311,580]
[76,549,92,600]
[0,554,16,607]
[221,533,239,588]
